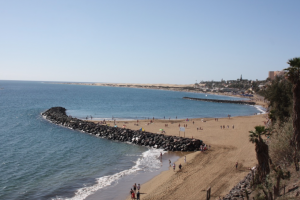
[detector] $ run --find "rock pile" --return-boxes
[42,107,204,151]
[183,97,256,105]
[223,171,253,200]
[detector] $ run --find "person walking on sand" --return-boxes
[133,183,137,192]
[173,163,176,171]
[137,183,140,191]
[136,190,140,200]
[179,163,182,170]
[235,162,238,170]
[169,159,171,167]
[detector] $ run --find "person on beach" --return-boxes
[137,183,140,191]
[179,163,182,170]
[173,163,176,171]
[160,152,162,161]
[130,188,133,195]
[131,191,135,200]
[133,183,137,192]
[136,190,140,200]
[232,125,234,129]
[184,156,186,164]
[235,162,238,170]
[169,159,171,167]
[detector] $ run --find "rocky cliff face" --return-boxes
[42,107,204,151]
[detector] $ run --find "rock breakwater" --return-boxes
[42,107,204,151]
[183,97,256,105]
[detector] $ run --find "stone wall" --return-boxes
[42,107,204,151]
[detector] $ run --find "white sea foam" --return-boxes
[253,105,267,115]
[53,148,166,200]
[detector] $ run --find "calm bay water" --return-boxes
[0,81,261,200]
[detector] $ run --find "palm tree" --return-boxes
[249,125,271,183]
[284,57,300,171]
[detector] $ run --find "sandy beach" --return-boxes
[61,81,267,199]
[93,113,267,200]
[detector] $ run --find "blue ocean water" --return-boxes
[0,81,261,200]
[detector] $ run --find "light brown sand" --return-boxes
[112,114,267,200]
[70,81,267,199]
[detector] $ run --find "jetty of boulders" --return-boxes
[42,107,204,151]
[183,97,256,105]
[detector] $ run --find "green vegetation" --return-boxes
[285,57,300,171]
[260,76,292,123]
[249,126,271,183]
[249,57,300,199]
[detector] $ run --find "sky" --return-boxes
[1,1,300,84]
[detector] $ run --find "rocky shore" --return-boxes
[42,107,204,151]
[223,170,254,199]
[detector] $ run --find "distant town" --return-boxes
[192,71,284,96]
[58,70,284,98]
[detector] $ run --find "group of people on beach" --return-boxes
[86,115,93,120]
[130,183,141,200]
[200,144,210,152]
[220,125,234,129]
[168,155,186,172]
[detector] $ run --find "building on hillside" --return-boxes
[269,71,284,80]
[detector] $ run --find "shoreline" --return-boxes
[53,82,267,108]
[88,113,267,200]
[44,83,268,199]
[85,151,185,200]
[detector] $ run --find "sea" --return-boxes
[0,80,264,200]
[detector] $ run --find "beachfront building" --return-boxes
[268,71,284,80]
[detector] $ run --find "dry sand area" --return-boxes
[118,114,267,200]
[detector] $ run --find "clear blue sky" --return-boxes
[1,1,299,84]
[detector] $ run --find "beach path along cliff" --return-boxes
[42,107,203,151]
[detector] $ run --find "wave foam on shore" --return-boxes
[253,105,267,114]
[52,148,166,200]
